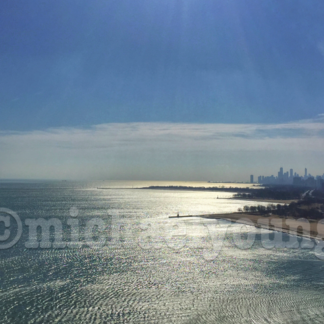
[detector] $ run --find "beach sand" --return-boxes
[170,212,324,240]
[228,198,298,204]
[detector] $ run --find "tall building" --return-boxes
[252,167,323,187]
[293,177,302,186]
[278,167,284,182]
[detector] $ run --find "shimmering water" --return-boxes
[0,181,323,323]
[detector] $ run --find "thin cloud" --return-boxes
[0,119,323,180]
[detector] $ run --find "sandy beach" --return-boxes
[170,212,324,241]
[228,198,298,204]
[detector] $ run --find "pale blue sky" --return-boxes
[1,1,324,180]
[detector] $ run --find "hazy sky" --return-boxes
[1,0,324,180]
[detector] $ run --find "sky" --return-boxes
[1,0,324,180]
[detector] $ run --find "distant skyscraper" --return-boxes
[278,167,284,182]
[250,167,324,186]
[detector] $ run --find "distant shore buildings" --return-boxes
[250,167,324,189]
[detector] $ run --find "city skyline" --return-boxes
[1,1,324,181]
[251,166,324,188]
[1,120,324,181]
[2,1,324,322]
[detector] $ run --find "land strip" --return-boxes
[169,212,324,241]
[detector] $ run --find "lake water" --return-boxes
[0,181,323,323]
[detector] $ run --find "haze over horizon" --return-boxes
[1,0,324,180]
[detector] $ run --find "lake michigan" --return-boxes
[0,181,323,323]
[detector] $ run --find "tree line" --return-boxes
[238,200,324,220]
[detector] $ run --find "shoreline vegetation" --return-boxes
[139,185,324,205]
[97,185,324,240]
[140,185,304,200]
[142,185,324,240]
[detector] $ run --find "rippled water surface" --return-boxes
[0,181,323,323]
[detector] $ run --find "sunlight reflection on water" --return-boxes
[0,181,322,323]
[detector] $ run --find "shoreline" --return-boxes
[169,212,324,241]
[97,188,297,205]
[226,197,297,204]
[134,187,300,204]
